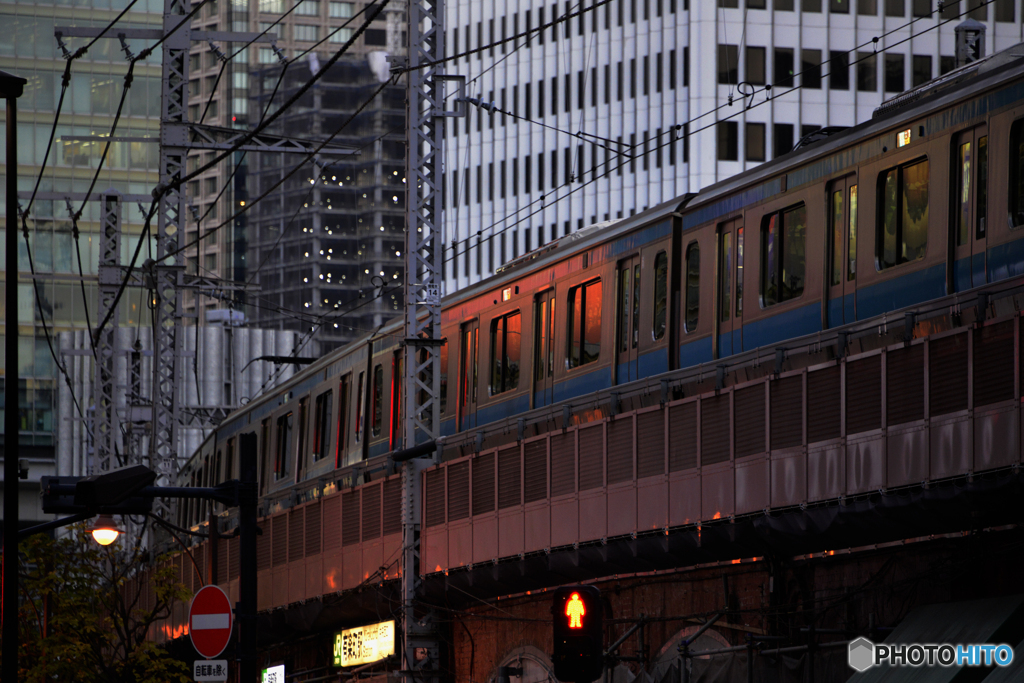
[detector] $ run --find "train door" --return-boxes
[533,290,556,407]
[458,320,479,431]
[715,219,743,357]
[950,126,988,292]
[615,256,641,382]
[826,176,858,325]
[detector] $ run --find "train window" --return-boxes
[390,354,402,449]
[568,279,602,368]
[490,311,522,394]
[313,390,333,462]
[275,411,293,480]
[877,158,928,269]
[296,398,308,480]
[849,186,858,280]
[371,364,384,437]
[225,438,235,481]
[260,418,270,492]
[954,136,987,244]
[1010,120,1024,228]
[355,371,364,443]
[653,251,668,340]
[618,262,639,352]
[684,242,699,332]
[830,190,843,286]
[736,228,744,314]
[440,339,448,414]
[760,203,806,306]
[720,233,731,321]
[336,376,349,467]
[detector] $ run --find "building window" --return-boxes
[684,242,699,333]
[995,0,1014,21]
[746,46,766,85]
[294,24,319,41]
[877,158,929,269]
[774,123,794,158]
[329,0,352,16]
[857,52,877,91]
[567,279,602,368]
[884,0,904,14]
[802,0,821,11]
[912,54,931,87]
[1008,120,1024,228]
[857,0,877,13]
[718,121,738,161]
[940,56,956,75]
[830,0,850,12]
[296,0,320,15]
[761,203,807,306]
[490,311,522,394]
[802,49,822,89]
[830,51,849,90]
[774,48,794,88]
[312,390,333,462]
[364,28,386,45]
[746,122,766,162]
[328,27,354,43]
[718,44,739,84]
[884,53,905,92]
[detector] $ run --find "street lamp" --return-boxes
[91,514,123,546]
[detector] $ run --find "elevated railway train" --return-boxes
[179,43,1024,526]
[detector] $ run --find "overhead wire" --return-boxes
[443,0,1002,266]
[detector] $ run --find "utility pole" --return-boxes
[401,0,463,680]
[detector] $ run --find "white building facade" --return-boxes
[442,0,1023,293]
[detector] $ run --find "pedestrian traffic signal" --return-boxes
[552,586,603,683]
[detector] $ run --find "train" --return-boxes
[177,42,1024,527]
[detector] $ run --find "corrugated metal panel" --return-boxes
[975,320,1014,407]
[228,536,240,580]
[362,484,382,540]
[524,440,548,502]
[579,426,604,490]
[734,385,765,457]
[424,469,446,527]
[382,478,402,535]
[305,501,321,556]
[194,545,205,589]
[257,519,272,570]
[551,433,575,496]
[887,344,924,425]
[288,509,303,563]
[497,447,521,509]
[448,461,471,520]
[807,366,841,443]
[771,375,803,450]
[929,333,968,416]
[847,355,882,434]
[322,495,341,551]
[272,514,287,566]
[669,402,698,471]
[342,490,361,545]
[702,394,730,465]
[472,452,495,515]
[607,417,633,484]
[637,410,665,478]
[217,537,228,584]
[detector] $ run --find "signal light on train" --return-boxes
[552,586,603,683]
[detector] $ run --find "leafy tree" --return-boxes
[10,522,192,683]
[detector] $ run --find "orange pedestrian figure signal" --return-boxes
[566,592,585,628]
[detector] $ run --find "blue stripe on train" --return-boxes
[742,303,821,350]
[855,263,946,321]
[616,348,669,383]
[988,236,1024,283]
[679,335,714,368]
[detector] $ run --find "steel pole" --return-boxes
[238,434,258,682]
[3,75,24,683]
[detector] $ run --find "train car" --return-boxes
[177,43,1024,528]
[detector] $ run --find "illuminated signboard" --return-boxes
[262,664,285,683]
[332,620,396,667]
[897,129,912,147]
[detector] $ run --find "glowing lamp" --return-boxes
[91,514,122,546]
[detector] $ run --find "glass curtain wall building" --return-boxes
[0,0,162,520]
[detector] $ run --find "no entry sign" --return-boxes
[189,585,233,659]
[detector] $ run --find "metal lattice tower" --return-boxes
[95,190,123,471]
[401,0,462,678]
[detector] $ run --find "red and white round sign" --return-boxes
[189,585,234,659]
